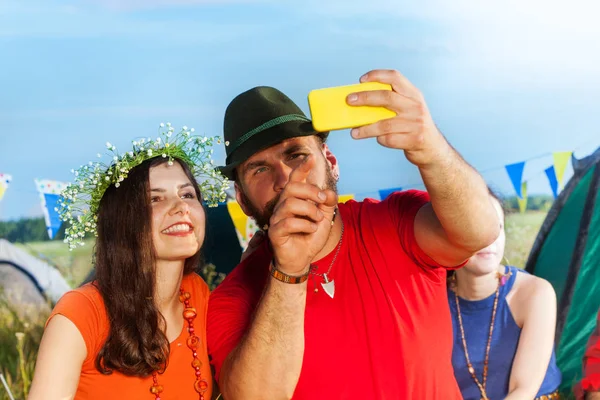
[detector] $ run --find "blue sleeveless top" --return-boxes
[447,265,562,400]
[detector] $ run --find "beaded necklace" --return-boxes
[149,286,208,400]
[452,270,511,400]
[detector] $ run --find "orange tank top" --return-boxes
[47,272,213,400]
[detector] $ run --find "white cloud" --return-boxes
[300,0,600,86]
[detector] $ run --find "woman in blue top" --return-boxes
[448,190,562,400]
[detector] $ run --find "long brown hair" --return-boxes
[93,157,203,376]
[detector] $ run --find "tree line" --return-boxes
[0,194,555,243]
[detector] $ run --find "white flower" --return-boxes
[190,128,195,132]
[129,151,133,157]
[97,153,102,158]
[147,149,153,156]
[168,161,173,166]
[106,142,112,148]
[183,126,188,131]
[165,143,170,148]
[162,153,167,158]
[88,161,93,166]
[160,123,165,128]
[113,156,118,161]
[70,169,75,173]
[156,137,161,143]
[105,176,110,181]
[166,122,171,127]
[115,183,120,188]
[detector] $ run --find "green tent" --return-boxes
[525,147,600,395]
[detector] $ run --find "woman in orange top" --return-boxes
[28,125,228,400]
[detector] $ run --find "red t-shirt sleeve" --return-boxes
[207,246,268,383]
[577,310,600,398]
[46,285,104,365]
[383,189,465,270]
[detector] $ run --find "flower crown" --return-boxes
[58,123,230,250]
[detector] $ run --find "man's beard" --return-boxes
[240,165,338,231]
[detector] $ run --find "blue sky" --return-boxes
[1,0,599,220]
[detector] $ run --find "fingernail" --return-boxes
[360,74,367,82]
[318,191,326,201]
[347,93,358,103]
[351,129,359,138]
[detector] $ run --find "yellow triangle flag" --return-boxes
[338,194,355,203]
[226,201,250,241]
[517,182,528,213]
[553,151,572,190]
[0,185,5,201]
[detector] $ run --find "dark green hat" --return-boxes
[217,86,327,180]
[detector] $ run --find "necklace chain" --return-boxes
[311,221,344,279]
[452,270,510,400]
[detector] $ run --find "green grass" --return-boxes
[3,210,579,400]
[504,210,547,269]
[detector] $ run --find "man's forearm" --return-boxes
[587,391,600,400]
[220,268,307,400]
[418,140,499,251]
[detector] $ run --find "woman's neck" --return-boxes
[454,266,503,301]
[154,260,185,315]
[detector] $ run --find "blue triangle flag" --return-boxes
[379,187,402,201]
[544,166,559,198]
[505,162,525,198]
[43,193,63,239]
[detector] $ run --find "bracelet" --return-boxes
[269,259,310,284]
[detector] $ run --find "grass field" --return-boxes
[0,210,553,399]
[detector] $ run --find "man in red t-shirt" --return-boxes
[208,69,501,399]
[577,308,600,400]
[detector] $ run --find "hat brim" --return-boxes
[217,120,328,181]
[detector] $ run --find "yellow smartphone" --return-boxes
[307,82,396,132]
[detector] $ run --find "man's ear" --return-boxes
[234,181,253,217]
[322,143,340,181]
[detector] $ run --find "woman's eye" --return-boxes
[182,192,196,199]
[150,196,160,203]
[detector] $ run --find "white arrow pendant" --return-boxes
[320,273,335,299]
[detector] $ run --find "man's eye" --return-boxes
[289,153,306,160]
[254,167,267,175]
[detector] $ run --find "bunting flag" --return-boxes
[338,194,355,203]
[34,179,69,240]
[517,182,528,214]
[544,166,559,198]
[378,187,402,200]
[505,161,526,198]
[552,151,572,190]
[0,173,12,202]
[225,201,258,250]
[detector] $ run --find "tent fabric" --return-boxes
[525,147,600,394]
[0,238,71,303]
